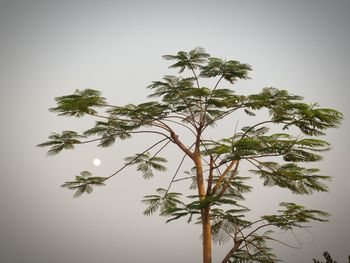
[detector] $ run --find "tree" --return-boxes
[38,47,343,263]
[313,251,350,263]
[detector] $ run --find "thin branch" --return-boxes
[89,109,174,135]
[187,60,200,89]
[168,79,199,128]
[203,74,224,122]
[244,153,283,159]
[221,239,243,263]
[233,120,239,142]
[88,112,115,120]
[78,130,170,145]
[218,160,240,197]
[186,58,207,129]
[227,228,255,262]
[166,154,188,194]
[198,138,224,181]
[240,120,275,140]
[246,158,276,174]
[202,106,244,131]
[212,159,225,183]
[239,119,292,141]
[149,139,171,160]
[264,236,302,249]
[238,219,265,233]
[172,176,195,183]
[165,142,196,195]
[206,156,214,195]
[244,223,276,241]
[235,227,274,262]
[162,118,197,136]
[211,160,237,195]
[104,138,170,180]
[150,121,172,132]
[240,239,275,263]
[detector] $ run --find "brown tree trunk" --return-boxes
[202,206,212,263]
[194,150,212,263]
[192,124,213,263]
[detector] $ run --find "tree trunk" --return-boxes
[202,206,212,263]
[193,128,212,263]
[194,153,212,263]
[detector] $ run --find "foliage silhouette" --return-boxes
[313,251,350,263]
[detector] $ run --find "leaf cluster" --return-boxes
[205,132,330,163]
[49,89,106,117]
[228,235,280,263]
[162,47,210,73]
[250,162,330,194]
[262,202,330,230]
[84,120,133,147]
[142,188,183,216]
[106,101,169,124]
[200,57,251,84]
[61,171,106,198]
[211,175,252,200]
[246,88,343,136]
[37,131,85,155]
[124,152,167,179]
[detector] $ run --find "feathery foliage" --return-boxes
[125,152,167,179]
[49,89,106,117]
[61,171,106,198]
[311,251,350,263]
[37,131,85,155]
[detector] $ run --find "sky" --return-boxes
[0,0,349,262]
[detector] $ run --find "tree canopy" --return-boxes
[39,47,343,263]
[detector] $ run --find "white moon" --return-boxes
[93,158,101,166]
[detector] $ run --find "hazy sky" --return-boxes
[1,1,349,262]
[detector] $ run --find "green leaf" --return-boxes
[125,152,167,179]
[250,162,330,194]
[142,188,183,216]
[49,89,106,117]
[37,131,85,156]
[200,57,252,83]
[262,202,330,230]
[61,171,106,198]
[162,47,210,73]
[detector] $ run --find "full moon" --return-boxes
[93,158,101,166]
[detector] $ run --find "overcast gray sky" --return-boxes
[1,0,349,262]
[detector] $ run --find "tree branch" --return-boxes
[203,74,224,123]
[104,137,170,180]
[240,239,275,263]
[202,106,244,131]
[221,239,243,263]
[166,152,189,194]
[162,118,197,136]
[206,155,214,195]
[78,130,171,145]
[170,130,195,160]
[218,160,240,197]
[211,160,237,195]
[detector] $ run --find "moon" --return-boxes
[93,158,101,166]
